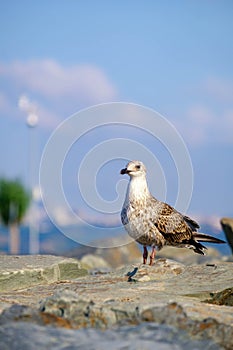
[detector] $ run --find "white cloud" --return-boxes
[175,77,233,146]
[203,77,233,103]
[0,59,118,129]
[0,60,117,101]
[187,105,214,125]
[183,104,233,146]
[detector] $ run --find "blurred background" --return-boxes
[0,1,232,258]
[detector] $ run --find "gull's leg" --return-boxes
[149,246,156,266]
[143,246,148,264]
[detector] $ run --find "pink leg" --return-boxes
[143,246,148,264]
[149,246,156,266]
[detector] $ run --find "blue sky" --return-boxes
[0,1,233,227]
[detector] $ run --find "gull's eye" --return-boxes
[135,165,141,170]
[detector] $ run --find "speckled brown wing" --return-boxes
[150,200,193,244]
[183,215,200,231]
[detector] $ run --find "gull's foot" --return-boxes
[149,246,156,266]
[149,256,154,266]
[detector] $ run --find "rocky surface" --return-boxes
[0,254,232,349]
[0,321,224,350]
[0,255,88,292]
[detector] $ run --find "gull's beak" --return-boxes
[120,168,128,175]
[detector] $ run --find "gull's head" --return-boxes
[120,160,146,178]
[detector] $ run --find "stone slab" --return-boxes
[0,255,232,349]
[0,255,88,292]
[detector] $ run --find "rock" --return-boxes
[66,235,142,268]
[115,258,185,282]
[95,239,141,268]
[0,255,88,292]
[0,255,233,349]
[80,254,111,269]
[141,302,233,350]
[157,246,222,265]
[204,287,233,306]
[0,304,72,328]
[0,298,231,349]
[220,217,233,254]
[39,290,137,329]
[0,321,223,350]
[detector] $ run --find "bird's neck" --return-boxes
[126,175,150,203]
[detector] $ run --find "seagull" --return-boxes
[120,160,225,265]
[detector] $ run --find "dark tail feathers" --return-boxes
[193,233,226,244]
[192,233,225,255]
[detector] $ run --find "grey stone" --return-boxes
[0,302,73,328]
[38,291,233,349]
[0,321,223,350]
[141,303,233,350]
[0,255,233,349]
[0,255,88,292]
[80,254,111,269]
[39,290,137,329]
[157,246,222,265]
[67,235,142,268]
[0,298,229,349]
